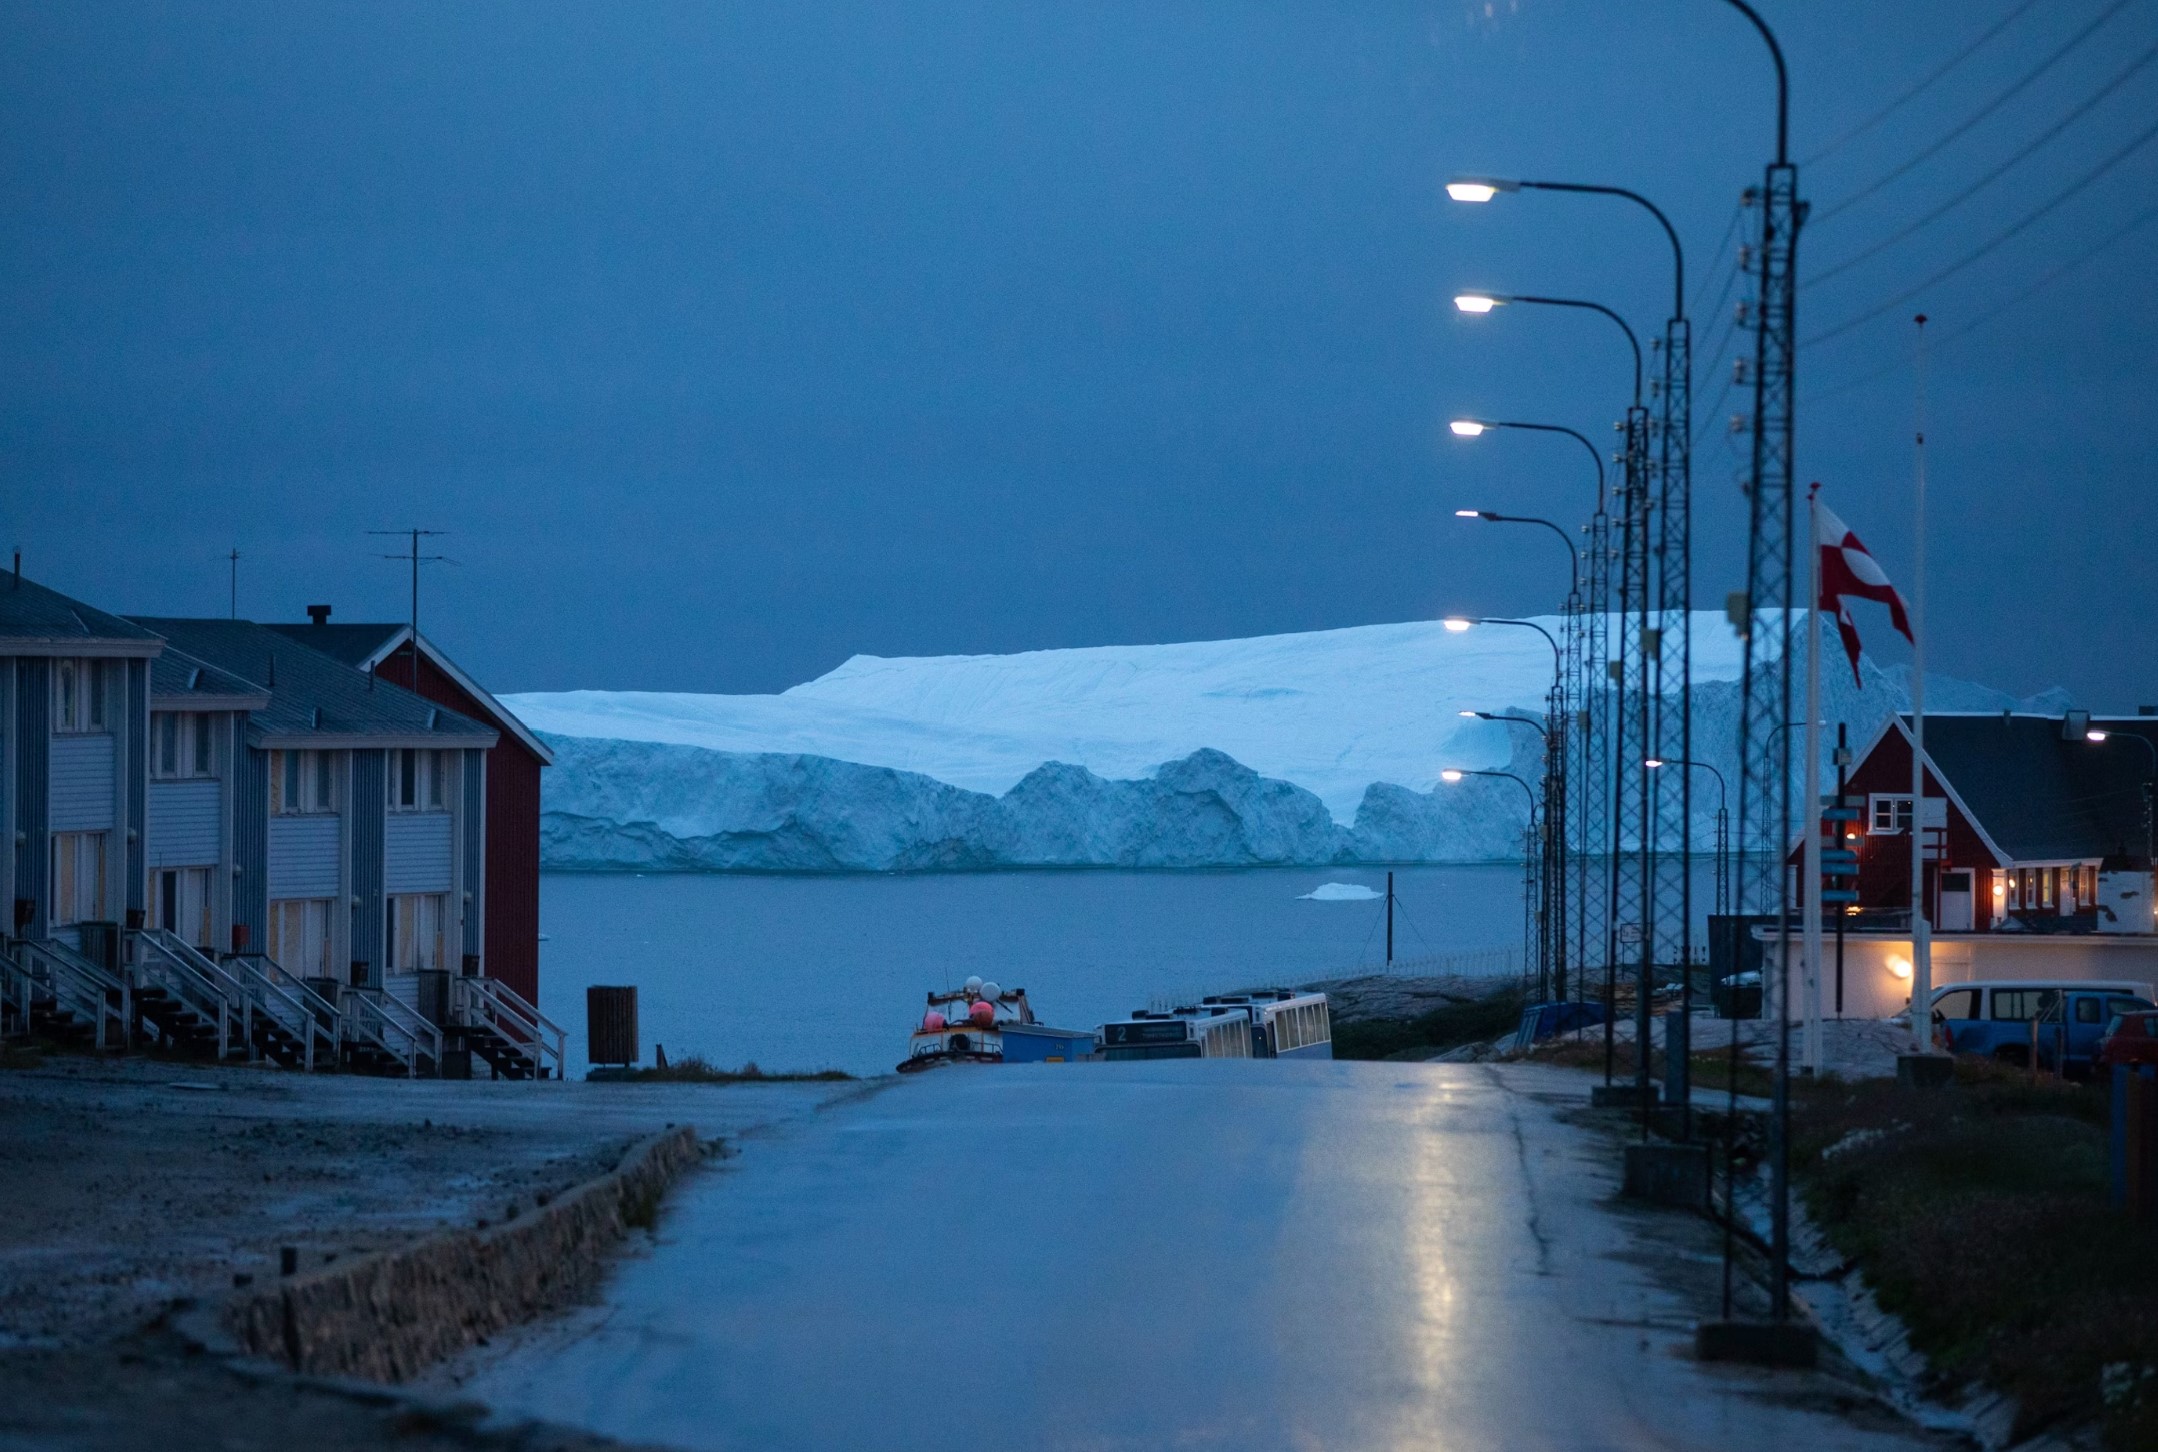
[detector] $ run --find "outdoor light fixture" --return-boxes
[2088,729,2110,742]
[1449,419,1488,437]
[1459,710,1477,718]
[1444,177,1519,203]
[1442,618,1474,633]
[1453,293,1503,314]
[1886,954,1913,981]
[1454,509,1481,518]
[1644,758,1666,769]
[1440,769,1465,783]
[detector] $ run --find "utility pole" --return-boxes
[369,529,451,690]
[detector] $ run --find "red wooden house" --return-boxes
[1806,712,2157,937]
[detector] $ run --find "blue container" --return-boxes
[999,1023,1098,1063]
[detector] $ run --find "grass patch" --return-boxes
[1794,1061,2158,1448]
[625,1054,852,1084]
[1331,986,1526,1061]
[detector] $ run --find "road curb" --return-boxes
[226,1125,705,1382]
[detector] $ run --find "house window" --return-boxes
[386,893,447,971]
[1869,794,1914,834]
[151,714,218,781]
[388,749,451,812]
[271,898,335,977]
[270,750,337,814]
[154,867,215,949]
[50,832,108,927]
[53,659,108,734]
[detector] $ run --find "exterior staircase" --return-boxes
[4,939,131,1051]
[451,975,565,1081]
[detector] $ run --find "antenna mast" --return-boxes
[369,528,451,690]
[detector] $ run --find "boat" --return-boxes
[898,976,1097,1072]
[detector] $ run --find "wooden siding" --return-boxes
[1835,729,2002,928]
[148,780,223,867]
[384,811,453,893]
[349,750,385,986]
[269,814,342,897]
[49,733,115,832]
[233,745,269,955]
[377,643,541,1006]
[462,747,484,961]
[12,659,50,938]
[125,659,147,919]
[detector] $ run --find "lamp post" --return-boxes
[1444,618,1564,1000]
[1449,187,1691,1140]
[1647,757,1728,916]
[2086,728,2158,872]
[1444,767,1543,992]
[1449,418,1610,1033]
[1466,708,1564,1003]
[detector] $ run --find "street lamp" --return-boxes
[1444,766,1545,991]
[1452,290,1643,405]
[2086,728,2157,869]
[1438,615,1561,687]
[1646,757,1730,917]
[1453,511,1579,587]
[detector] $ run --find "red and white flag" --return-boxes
[1815,492,1912,686]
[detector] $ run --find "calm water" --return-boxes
[537,866,1527,1077]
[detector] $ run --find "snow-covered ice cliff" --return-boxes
[509,613,2067,872]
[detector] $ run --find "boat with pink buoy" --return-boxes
[897,976,1098,1072]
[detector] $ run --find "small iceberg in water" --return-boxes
[1298,882,1382,902]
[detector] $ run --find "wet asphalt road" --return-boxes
[464,1060,1946,1452]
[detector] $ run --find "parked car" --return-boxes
[2097,1010,2158,1072]
[1931,980,2157,1074]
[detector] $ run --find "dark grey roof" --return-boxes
[128,618,495,748]
[0,573,162,653]
[1912,713,2158,862]
[150,647,270,707]
[265,621,404,669]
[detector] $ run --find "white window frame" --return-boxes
[270,750,338,816]
[151,713,219,782]
[387,749,453,814]
[270,897,336,977]
[154,866,216,949]
[51,831,109,927]
[1869,793,1914,835]
[53,658,108,735]
[386,892,448,971]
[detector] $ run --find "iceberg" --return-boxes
[512,612,2066,873]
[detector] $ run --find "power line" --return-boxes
[1801,0,2046,167]
[1804,112,2158,348]
[1812,0,2135,227]
[1688,200,1746,318]
[1804,197,2158,404]
[1807,38,2158,290]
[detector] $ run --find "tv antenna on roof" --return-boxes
[368,529,455,690]
[227,547,241,618]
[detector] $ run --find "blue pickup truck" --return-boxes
[1933,980,2158,1075]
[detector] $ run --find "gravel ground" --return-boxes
[0,1053,862,1351]
[0,1049,868,1451]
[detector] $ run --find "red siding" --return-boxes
[377,644,545,1007]
[1798,728,2001,928]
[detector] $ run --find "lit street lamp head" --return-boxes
[1453,508,1485,519]
[1458,710,1477,718]
[1440,769,1465,783]
[1452,292,1504,314]
[1644,758,1666,769]
[2088,730,2109,743]
[1448,420,1488,437]
[1445,177,1519,203]
[1441,617,1474,633]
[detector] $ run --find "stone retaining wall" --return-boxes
[228,1125,704,1382]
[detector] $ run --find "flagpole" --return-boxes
[1910,315,1932,1053]
[1803,486,1824,1075]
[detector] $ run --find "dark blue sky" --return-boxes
[4,1,2154,701]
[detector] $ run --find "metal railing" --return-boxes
[452,974,566,1081]
[15,937,132,1050]
[134,929,246,1059]
[339,985,443,1078]
[210,942,341,1072]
